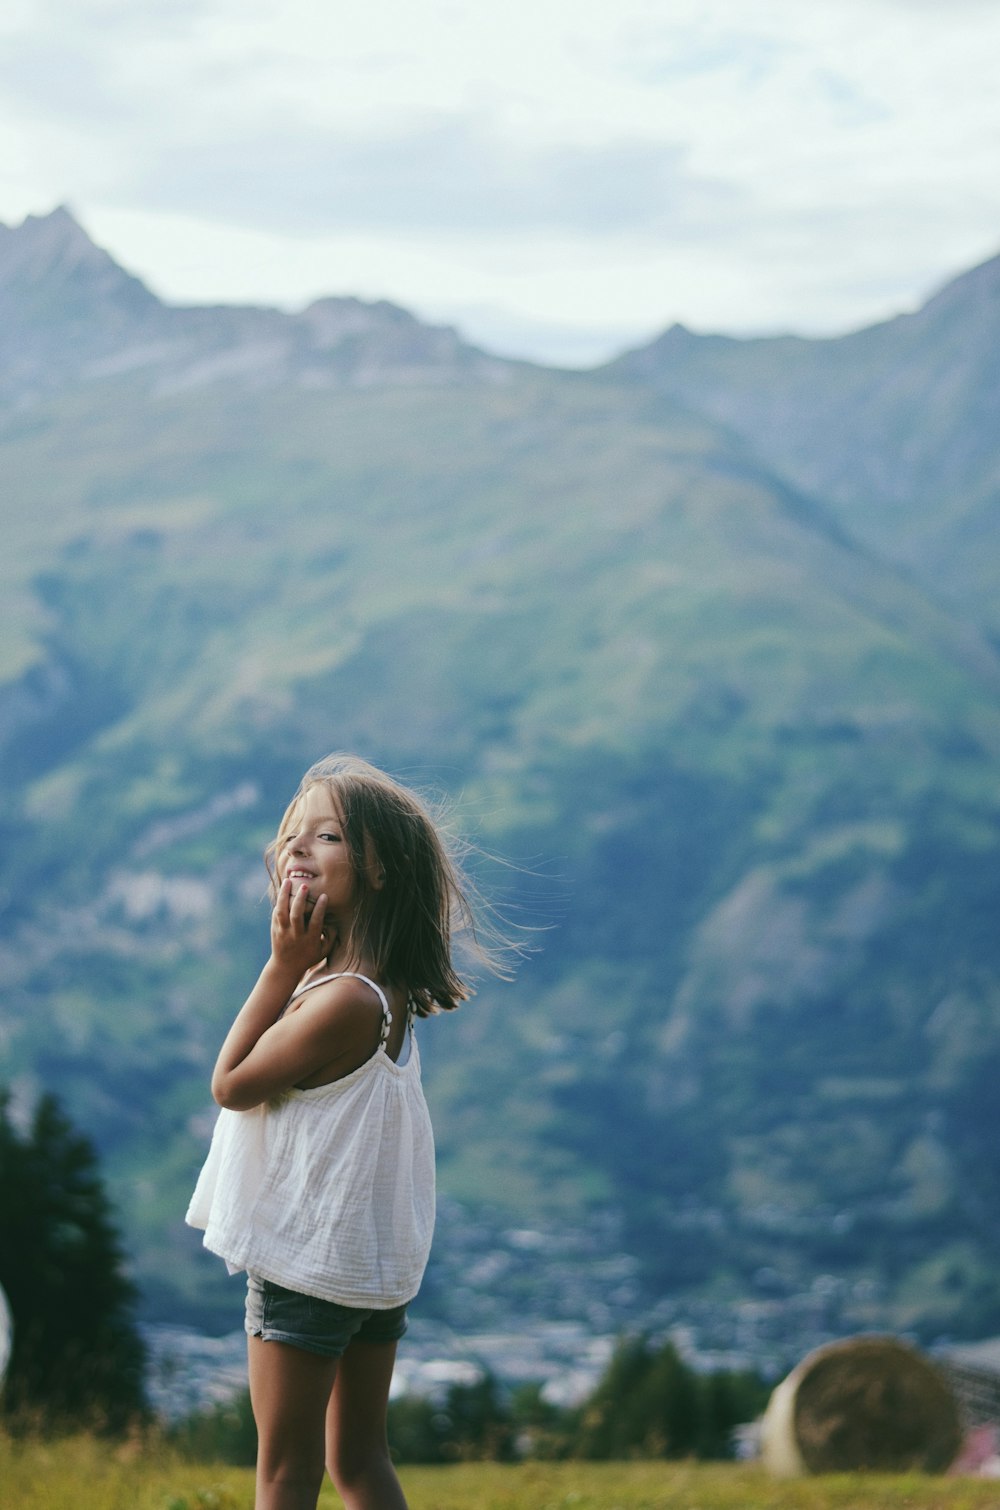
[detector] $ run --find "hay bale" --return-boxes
[761,1335,962,1476]
[0,1282,11,1389]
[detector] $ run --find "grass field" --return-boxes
[3,1440,1000,1510]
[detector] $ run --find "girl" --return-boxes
[187,754,493,1510]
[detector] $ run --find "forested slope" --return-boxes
[2,208,999,1337]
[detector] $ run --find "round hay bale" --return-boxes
[0,1281,11,1389]
[761,1335,962,1476]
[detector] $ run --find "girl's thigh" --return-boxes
[249,1334,340,1464]
[326,1338,398,1461]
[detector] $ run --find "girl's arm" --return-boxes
[212,875,392,1111]
[211,879,387,1110]
[210,878,326,1107]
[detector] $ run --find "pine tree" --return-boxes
[643,1341,701,1456]
[0,1088,147,1431]
[575,1334,655,1457]
[573,1333,768,1461]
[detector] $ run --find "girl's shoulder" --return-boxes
[285,971,411,1075]
[288,971,410,1030]
[290,970,388,1013]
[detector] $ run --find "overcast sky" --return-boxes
[1,0,998,364]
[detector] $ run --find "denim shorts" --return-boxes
[245,1273,408,1358]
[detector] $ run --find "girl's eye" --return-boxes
[319,832,342,842]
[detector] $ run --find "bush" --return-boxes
[389,1373,514,1463]
[169,1389,257,1465]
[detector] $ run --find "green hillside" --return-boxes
[2,210,1000,1340]
[611,253,1000,634]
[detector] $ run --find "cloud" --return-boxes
[124,116,737,240]
[0,39,134,126]
[1,0,204,37]
[1,0,999,360]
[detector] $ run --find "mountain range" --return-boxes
[1,207,999,1343]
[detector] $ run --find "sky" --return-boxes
[1,0,999,365]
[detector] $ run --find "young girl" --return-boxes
[187,754,489,1510]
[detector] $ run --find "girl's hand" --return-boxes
[270,878,331,975]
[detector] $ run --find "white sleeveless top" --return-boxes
[185,973,435,1309]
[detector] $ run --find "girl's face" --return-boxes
[276,784,358,922]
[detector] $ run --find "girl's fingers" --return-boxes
[273,875,292,924]
[289,882,309,921]
[310,896,329,955]
[273,880,328,959]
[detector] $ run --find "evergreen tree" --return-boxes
[643,1341,701,1456]
[575,1335,655,1457]
[0,1088,147,1431]
[438,1373,514,1461]
[386,1374,515,1463]
[573,1333,768,1460]
[696,1367,769,1459]
[386,1391,449,1464]
[508,1380,572,1460]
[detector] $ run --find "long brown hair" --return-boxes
[265,754,507,1015]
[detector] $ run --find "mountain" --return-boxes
[610,254,1000,635]
[0,207,509,405]
[2,208,1000,1345]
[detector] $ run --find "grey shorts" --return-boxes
[245,1273,408,1359]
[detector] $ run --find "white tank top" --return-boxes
[185,974,435,1309]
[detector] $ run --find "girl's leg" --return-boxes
[325,1338,408,1510]
[248,1334,339,1510]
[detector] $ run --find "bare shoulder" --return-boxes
[294,973,386,1022]
[281,973,410,1084]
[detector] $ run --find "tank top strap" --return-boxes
[288,971,393,1046]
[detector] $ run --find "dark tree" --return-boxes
[437,1373,515,1462]
[0,1089,147,1431]
[386,1374,514,1463]
[575,1334,656,1457]
[574,1334,768,1460]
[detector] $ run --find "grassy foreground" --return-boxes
[2,1440,1000,1510]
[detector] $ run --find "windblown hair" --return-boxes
[265,754,502,1016]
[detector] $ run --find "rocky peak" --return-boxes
[2,205,100,266]
[0,205,511,399]
[302,295,421,341]
[0,205,160,320]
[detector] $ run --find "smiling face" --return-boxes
[276,783,358,923]
[265,753,473,1009]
